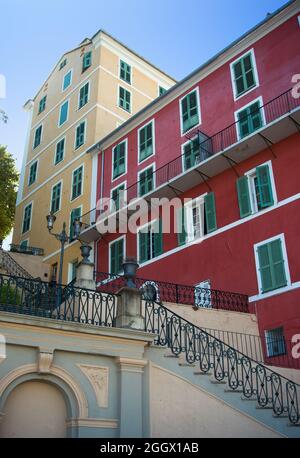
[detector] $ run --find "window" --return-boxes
[68,259,78,283]
[182,135,212,171]
[180,89,200,134]
[33,125,42,149]
[112,140,126,180]
[139,220,163,264]
[236,163,275,218]
[28,161,38,185]
[51,263,58,282]
[139,165,155,197]
[231,50,257,99]
[38,96,47,114]
[63,70,72,91]
[255,236,289,294]
[59,100,69,126]
[265,328,286,357]
[138,121,154,162]
[78,82,89,109]
[69,207,81,241]
[72,166,83,200]
[110,237,125,274]
[51,182,62,213]
[159,86,167,96]
[194,280,212,308]
[55,138,65,165]
[59,59,67,70]
[75,121,86,149]
[120,60,131,84]
[111,183,126,212]
[119,86,131,112]
[82,51,92,72]
[236,99,263,139]
[177,193,217,246]
[22,203,32,234]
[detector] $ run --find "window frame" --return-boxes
[109,235,126,275]
[54,136,66,165]
[230,48,259,101]
[110,180,127,212]
[58,99,69,127]
[118,85,132,113]
[184,193,208,243]
[82,51,92,73]
[28,160,38,186]
[22,201,33,234]
[264,327,286,357]
[33,124,43,150]
[137,218,163,265]
[71,164,84,202]
[234,96,265,141]
[74,119,87,150]
[69,205,83,242]
[111,139,128,182]
[50,180,63,214]
[78,81,90,110]
[138,163,156,197]
[179,87,201,136]
[119,59,132,85]
[38,95,47,114]
[254,233,291,296]
[62,69,73,92]
[244,160,277,214]
[137,119,155,164]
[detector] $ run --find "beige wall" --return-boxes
[8,252,50,280]
[150,364,280,438]
[0,381,67,438]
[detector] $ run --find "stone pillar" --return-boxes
[74,261,96,291]
[117,357,147,438]
[115,287,145,330]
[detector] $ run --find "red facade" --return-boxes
[90,9,300,368]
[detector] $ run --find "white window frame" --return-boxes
[230,48,260,101]
[137,119,155,165]
[138,162,156,197]
[74,119,87,150]
[67,258,78,283]
[244,159,277,214]
[137,218,160,265]
[70,163,84,202]
[58,99,69,127]
[181,135,203,172]
[22,201,33,234]
[78,80,90,110]
[179,86,201,137]
[253,233,291,296]
[68,204,83,243]
[110,180,127,212]
[117,84,132,113]
[54,136,66,165]
[111,138,128,182]
[119,59,132,86]
[32,123,43,150]
[50,179,63,214]
[28,159,39,186]
[184,193,207,243]
[108,235,126,275]
[234,96,265,141]
[62,69,73,92]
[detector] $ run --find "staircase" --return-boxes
[144,300,300,437]
[0,247,33,279]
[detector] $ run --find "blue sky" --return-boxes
[0,0,288,171]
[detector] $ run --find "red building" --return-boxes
[80,0,300,368]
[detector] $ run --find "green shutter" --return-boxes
[120,60,131,84]
[256,165,274,208]
[257,239,287,293]
[236,176,251,218]
[181,90,199,133]
[233,52,256,97]
[204,193,217,233]
[82,52,92,72]
[59,101,68,126]
[70,207,81,240]
[110,239,123,274]
[153,220,163,257]
[79,83,89,109]
[113,142,126,179]
[139,231,148,263]
[139,123,153,161]
[177,206,187,246]
[269,239,287,289]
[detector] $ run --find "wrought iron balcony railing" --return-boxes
[94,271,249,313]
[0,248,33,279]
[10,244,44,256]
[80,87,300,230]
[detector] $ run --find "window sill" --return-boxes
[233,83,259,102]
[249,282,300,302]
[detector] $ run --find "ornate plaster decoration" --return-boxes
[77,364,109,408]
[38,349,54,374]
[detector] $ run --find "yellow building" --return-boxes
[12,30,176,283]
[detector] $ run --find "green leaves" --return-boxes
[0,145,19,241]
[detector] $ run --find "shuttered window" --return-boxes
[29,161,38,185]
[112,141,126,179]
[79,82,89,109]
[33,125,42,149]
[69,207,81,241]
[51,182,62,213]
[55,138,65,165]
[38,96,47,114]
[63,70,72,91]
[119,86,131,112]
[75,121,85,149]
[181,90,199,133]
[183,139,200,170]
[139,166,154,196]
[82,51,92,72]
[204,193,217,233]
[139,122,153,162]
[59,100,69,126]
[120,60,131,84]
[257,238,287,293]
[232,52,256,98]
[72,166,83,200]
[139,220,163,264]
[111,184,125,211]
[110,238,124,274]
[22,203,32,234]
[237,100,263,139]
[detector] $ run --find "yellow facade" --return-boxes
[13,31,176,283]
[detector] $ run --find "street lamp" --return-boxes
[46,211,83,286]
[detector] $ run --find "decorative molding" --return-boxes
[77,364,109,408]
[66,417,118,429]
[38,348,54,374]
[116,357,148,373]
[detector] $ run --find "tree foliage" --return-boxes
[0,146,19,241]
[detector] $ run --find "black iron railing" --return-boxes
[80,87,300,228]
[10,244,44,256]
[0,274,117,327]
[94,271,249,313]
[143,300,300,425]
[0,248,33,279]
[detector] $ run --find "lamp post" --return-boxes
[46,212,82,286]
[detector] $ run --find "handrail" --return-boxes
[0,248,33,279]
[80,87,300,226]
[143,299,300,424]
[10,244,44,256]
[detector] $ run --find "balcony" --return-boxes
[79,88,300,242]
[10,244,44,256]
